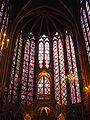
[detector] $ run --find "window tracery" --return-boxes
[66,32,81,104]
[8,31,23,102]
[53,32,67,105]
[37,76,50,99]
[8,30,81,105]
[21,33,35,104]
[0,0,9,33]
[80,0,90,65]
[8,32,35,104]
[0,0,9,60]
[38,35,50,68]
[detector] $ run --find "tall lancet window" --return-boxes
[21,33,35,104]
[80,0,90,65]
[0,0,9,33]
[8,31,23,103]
[0,0,9,59]
[37,76,50,99]
[66,32,81,104]
[53,32,67,105]
[38,35,50,68]
[0,0,5,23]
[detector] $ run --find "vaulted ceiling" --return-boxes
[9,0,80,38]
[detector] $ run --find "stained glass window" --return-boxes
[38,35,50,68]
[21,38,30,104]
[39,41,43,68]
[8,32,35,104]
[80,0,90,65]
[0,0,9,33]
[53,32,67,105]
[21,33,35,104]
[37,76,50,99]
[0,0,5,23]
[66,31,81,104]
[8,31,23,103]
[86,1,90,22]
[45,42,50,68]
[0,0,9,59]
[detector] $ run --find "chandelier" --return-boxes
[0,32,10,52]
[66,72,78,82]
[84,85,90,93]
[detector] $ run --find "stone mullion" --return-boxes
[72,30,83,103]
[11,34,20,102]
[57,39,62,104]
[18,33,25,105]
[51,40,55,100]
[26,38,31,103]
[69,35,78,103]
[33,39,37,100]
[64,35,71,105]
[82,10,89,49]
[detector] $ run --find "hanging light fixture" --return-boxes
[66,72,78,82]
[83,85,90,93]
[0,32,10,95]
[0,32,10,52]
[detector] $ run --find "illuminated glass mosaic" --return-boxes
[38,35,50,68]
[66,32,81,104]
[37,76,50,99]
[53,32,67,105]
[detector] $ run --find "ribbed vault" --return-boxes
[9,0,79,39]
